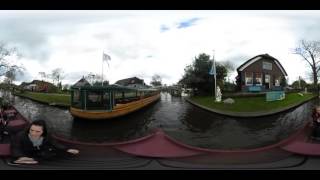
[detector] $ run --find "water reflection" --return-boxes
[2,91,316,149]
[69,102,160,142]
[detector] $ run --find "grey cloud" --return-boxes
[261,13,320,44]
[0,11,118,62]
[160,25,170,32]
[15,70,33,83]
[64,71,91,84]
[289,20,320,41]
[129,72,172,84]
[93,32,113,40]
[105,42,155,61]
[221,54,252,68]
[0,22,51,61]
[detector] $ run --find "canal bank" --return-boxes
[12,92,69,109]
[185,95,318,118]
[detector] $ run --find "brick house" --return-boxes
[236,54,288,92]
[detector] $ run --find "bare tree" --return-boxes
[220,60,235,83]
[85,72,103,85]
[51,68,65,87]
[293,39,320,93]
[5,68,16,84]
[86,72,95,85]
[0,42,24,78]
[62,84,71,90]
[38,72,47,81]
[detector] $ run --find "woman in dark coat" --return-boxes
[11,119,79,164]
[312,106,320,139]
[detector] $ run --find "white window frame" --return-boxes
[255,73,262,86]
[245,72,253,86]
[275,77,281,86]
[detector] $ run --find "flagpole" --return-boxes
[102,51,104,86]
[213,50,216,100]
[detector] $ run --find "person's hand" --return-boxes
[67,149,79,154]
[14,157,38,164]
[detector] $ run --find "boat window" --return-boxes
[115,90,139,104]
[114,91,124,103]
[103,92,111,110]
[86,91,105,110]
[72,90,81,108]
[125,91,136,99]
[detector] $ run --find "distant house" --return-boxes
[115,77,147,89]
[25,84,37,91]
[236,54,288,92]
[20,80,57,93]
[72,77,91,88]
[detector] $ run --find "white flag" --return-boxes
[209,61,216,75]
[103,53,111,62]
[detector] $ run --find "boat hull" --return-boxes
[70,93,160,120]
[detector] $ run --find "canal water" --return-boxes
[2,91,317,149]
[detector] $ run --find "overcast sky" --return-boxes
[1,10,320,86]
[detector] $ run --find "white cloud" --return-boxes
[2,10,320,86]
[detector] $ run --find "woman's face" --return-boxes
[29,125,43,139]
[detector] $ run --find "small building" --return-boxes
[115,77,147,89]
[236,54,288,92]
[20,80,57,93]
[73,77,91,88]
[24,84,37,91]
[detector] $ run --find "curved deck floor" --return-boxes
[0,143,310,170]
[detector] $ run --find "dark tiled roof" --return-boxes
[19,80,55,87]
[237,54,288,76]
[115,77,144,86]
[73,77,91,87]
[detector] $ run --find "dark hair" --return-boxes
[27,119,48,137]
[312,106,320,121]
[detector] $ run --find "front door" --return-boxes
[265,74,270,90]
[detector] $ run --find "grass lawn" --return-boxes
[190,93,316,113]
[15,91,70,106]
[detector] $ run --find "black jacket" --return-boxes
[11,130,67,158]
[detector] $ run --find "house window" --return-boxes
[245,72,253,86]
[255,73,262,86]
[275,77,281,86]
[263,62,272,70]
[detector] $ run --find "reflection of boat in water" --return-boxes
[69,79,160,120]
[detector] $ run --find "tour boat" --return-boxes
[69,83,160,120]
